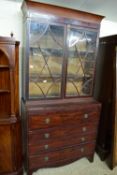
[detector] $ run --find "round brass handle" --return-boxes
[82,127,87,132]
[84,113,88,119]
[45,118,50,124]
[44,156,49,161]
[44,133,50,139]
[80,148,84,153]
[81,137,85,142]
[44,144,49,150]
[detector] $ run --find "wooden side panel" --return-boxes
[113,117,117,165]
[94,38,114,162]
[113,47,117,166]
[0,125,13,173]
[14,42,20,116]
[94,35,117,168]
[14,121,23,171]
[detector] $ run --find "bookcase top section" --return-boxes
[22,0,104,24]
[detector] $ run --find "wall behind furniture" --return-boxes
[100,20,117,37]
[0,0,22,45]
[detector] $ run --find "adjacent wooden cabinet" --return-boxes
[0,36,23,175]
[21,1,103,174]
[94,35,117,169]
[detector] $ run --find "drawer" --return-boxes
[29,142,95,170]
[28,132,97,156]
[28,122,98,145]
[28,106,100,130]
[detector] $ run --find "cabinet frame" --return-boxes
[21,1,104,175]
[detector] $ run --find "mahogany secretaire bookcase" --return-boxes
[0,36,23,175]
[21,0,103,174]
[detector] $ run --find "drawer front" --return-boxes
[29,142,95,170]
[28,106,100,130]
[28,122,98,145]
[28,132,97,156]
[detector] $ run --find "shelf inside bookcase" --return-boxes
[0,89,10,93]
[0,65,9,69]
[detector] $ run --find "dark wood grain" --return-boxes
[28,122,98,144]
[22,0,104,25]
[28,132,97,155]
[0,125,13,173]
[29,142,95,170]
[114,45,117,166]
[94,35,117,169]
[22,100,101,174]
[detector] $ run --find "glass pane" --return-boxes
[66,27,97,97]
[29,21,64,99]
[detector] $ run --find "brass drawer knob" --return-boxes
[80,148,84,153]
[82,127,87,132]
[44,133,50,139]
[81,137,85,142]
[45,118,50,124]
[44,144,49,150]
[84,113,88,119]
[44,156,49,161]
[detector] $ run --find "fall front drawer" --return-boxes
[28,107,99,130]
[29,142,95,170]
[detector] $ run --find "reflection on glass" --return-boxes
[29,21,64,98]
[66,27,97,96]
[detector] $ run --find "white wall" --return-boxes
[0,0,23,49]
[0,0,23,44]
[100,19,117,37]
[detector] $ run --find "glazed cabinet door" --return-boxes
[25,19,98,100]
[66,26,97,97]
[28,20,65,99]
